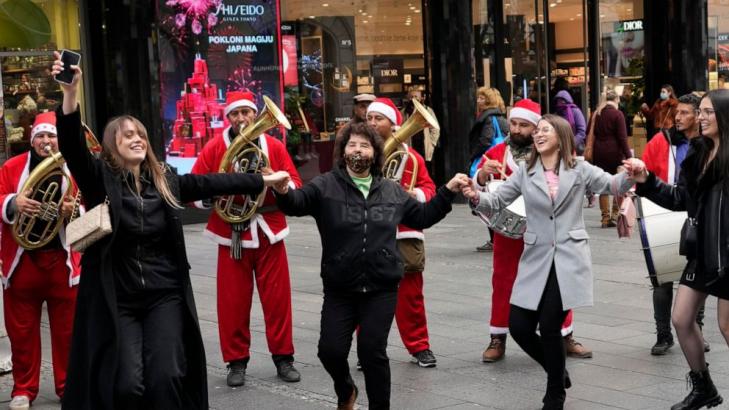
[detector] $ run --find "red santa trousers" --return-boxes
[395,271,430,354]
[3,250,77,401]
[216,234,294,362]
[490,233,574,336]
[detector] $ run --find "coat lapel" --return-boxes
[528,161,551,200]
[553,161,577,210]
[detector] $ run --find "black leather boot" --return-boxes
[671,367,723,410]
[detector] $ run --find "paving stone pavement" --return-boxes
[1,204,726,409]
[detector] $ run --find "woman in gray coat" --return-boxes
[463,114,644,410]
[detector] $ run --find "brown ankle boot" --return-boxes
[482,334,506,362]
[564,334,593,358]
[599,195,611,227]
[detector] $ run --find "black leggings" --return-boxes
[509,266,568,396]
[317,289,398,410]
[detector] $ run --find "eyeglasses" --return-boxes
[532,126,554,135]
[699,108,716,117]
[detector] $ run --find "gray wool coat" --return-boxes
[474,159,633,310]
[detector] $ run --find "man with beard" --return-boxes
[0,111,81,410]
[642,92,710,356]
[366,97,439,368]
[191,91,303,387]
[473,99,593,362]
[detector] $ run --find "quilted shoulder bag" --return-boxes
[66,197,112,252]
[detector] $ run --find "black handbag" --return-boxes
[679,217,698,258]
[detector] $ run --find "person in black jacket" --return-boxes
[273,122,468,410]
[631,89,729,410]
[52,53,291,409]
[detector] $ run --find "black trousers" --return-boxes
[318,289,398,410]
[115,291,187,409]
[653,282,705,335]
[509,267,568,399]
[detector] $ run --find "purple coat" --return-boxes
[554,90,587,149]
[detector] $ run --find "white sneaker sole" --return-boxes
[410,357,436,368]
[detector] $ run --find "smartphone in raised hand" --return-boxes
[54,50,81,85]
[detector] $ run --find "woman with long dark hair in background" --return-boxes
[633,89,729,410]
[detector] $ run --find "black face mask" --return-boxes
[344,152,374,174]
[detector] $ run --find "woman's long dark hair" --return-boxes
[335,121,385,176]
[700,89,729,182]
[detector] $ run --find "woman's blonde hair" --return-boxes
[101,115,181,208]
[477,87,506,113]
[527,114,576,172]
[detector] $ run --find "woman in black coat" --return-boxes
[52,54,290,409]
[272,122,468,410]
[632,89,729,410]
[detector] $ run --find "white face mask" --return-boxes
[660,91,669,100]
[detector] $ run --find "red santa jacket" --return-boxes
[395,144,436,240]
[473,141,518,185]
[191,127,302,248]
[0,151,82,287]
[641,131,676,183]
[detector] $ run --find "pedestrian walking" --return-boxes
[585,90,632,228]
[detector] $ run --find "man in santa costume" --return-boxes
[191,91,302,387]
[366,97,438,367]
[641,92,709,356]
[0,111,81,410]
[473,99,592,362]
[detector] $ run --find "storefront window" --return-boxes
[708,0,729,90]
[0,0,82,162]
[280,1,426,178]
[158,1,425,179]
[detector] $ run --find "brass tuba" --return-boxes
[382,99,440,191]
[12,124,101,249]
[214,95,291,224]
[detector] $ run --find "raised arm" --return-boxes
[51,53,103,198]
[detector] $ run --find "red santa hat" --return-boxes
[31,111,57,142]
[224,91,258,117]
[509,98,541,126]
[366,97,402,126]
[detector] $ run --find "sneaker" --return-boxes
[482,334,506,362]
[8,395,29,410]
[651,333,674,356]
[275,359,301,383]
[476,241,493,252]
[226,360,247,387]
[564,334,593,358]
[411,349,437,368]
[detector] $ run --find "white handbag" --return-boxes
[66,197,112,252]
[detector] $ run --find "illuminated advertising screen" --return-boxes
[158,0,283,174]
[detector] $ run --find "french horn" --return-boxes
[214,95,291,224]
[12,123,101,249]
[382,99,440,191]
